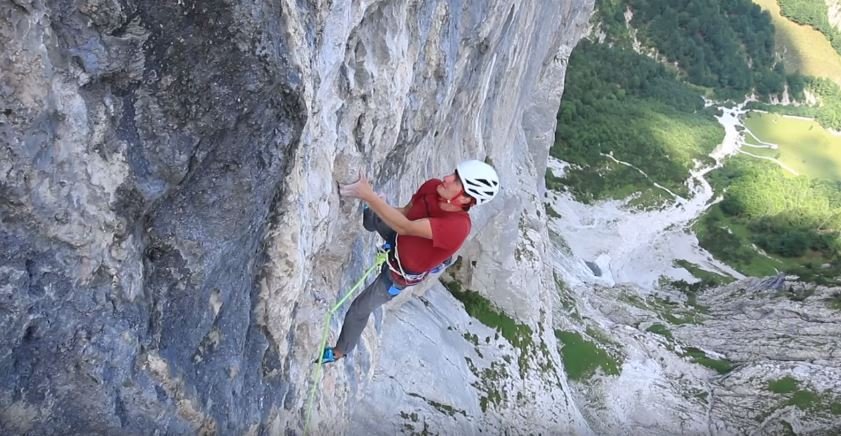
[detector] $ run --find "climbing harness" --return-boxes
[303,243,390,434]
[386,235,429,286]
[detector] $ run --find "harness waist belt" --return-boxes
[387,256,427,285]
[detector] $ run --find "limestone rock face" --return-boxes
[1,0,594,433]
[553,264,841,435]
[9,0,836,435]
[2,0,305,433]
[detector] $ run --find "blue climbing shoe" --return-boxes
[316,347,338,364]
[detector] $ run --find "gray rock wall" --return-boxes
[556,269,841,435]
[1,0,594,434]
[2,0,305,433]
[5,1,839,435]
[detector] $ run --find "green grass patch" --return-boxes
[545,169,566,192]
[674,259,735,287]
[443,279,535,378]
[740,145,780,159]
[464,357,508,413]
[752,0,841,85]
[650,296,705,324]
[769,376,800,394]
[669,260,730,312]
[407,392,467,418]
[827,291,841,310]
[554,273,581,319]
[790,389,822,410]
[554,330,621,381]
[646,323,673,339]
[683,347,734,374]
[740,127,781,158]
[620,293,704,324]
[545,203,562,219]
[768,376,841,415]
[744,112,841,181]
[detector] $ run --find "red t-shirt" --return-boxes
[395,179,471,272]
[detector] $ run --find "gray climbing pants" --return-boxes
[335,208,406,355]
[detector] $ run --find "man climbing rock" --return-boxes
[319,160,500,363]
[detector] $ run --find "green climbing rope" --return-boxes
[303,247,390,434]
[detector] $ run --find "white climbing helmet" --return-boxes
[456,159,500,206]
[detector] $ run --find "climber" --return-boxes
[318,160,500,364]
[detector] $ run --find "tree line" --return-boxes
[751,77,841,130]
[551,40,721,203]
[703,157,841,282]
[597,0,801,100]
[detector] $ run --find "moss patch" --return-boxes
[646,323,673,339]
[826,291,841,310]
[650,296,705,324]
[545,203,562,219]
[683,347,734,374]
[671,259,734,310]
[407,393,467,418]
[767,376,841,415]
[554,330,620,381]
[546,169,566,192]
[443,279,535,378]
[462,332,479,346]
[621,293,703,324]
[790,389,821,410]
[554,273,581,320]
[464,357,508,413]
[769,376,799,394]
[674,259,735,287]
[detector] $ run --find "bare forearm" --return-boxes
[363,194,411,234]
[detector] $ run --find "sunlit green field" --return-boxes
[740,145,779,158]
[743,111,841,180]
[753,0,841,85]
[741,128,781,158]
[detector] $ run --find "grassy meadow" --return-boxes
[752,0,841,85]
[743,112,841,181]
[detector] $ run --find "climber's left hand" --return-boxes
[339,170,376,201]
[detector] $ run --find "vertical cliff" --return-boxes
[1,0,594,433]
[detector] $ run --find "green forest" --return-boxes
[550,40,722,204]
[778,0,841,56]
[697,157,841,283]
[597,0,797,99]
[552,0,841,283]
